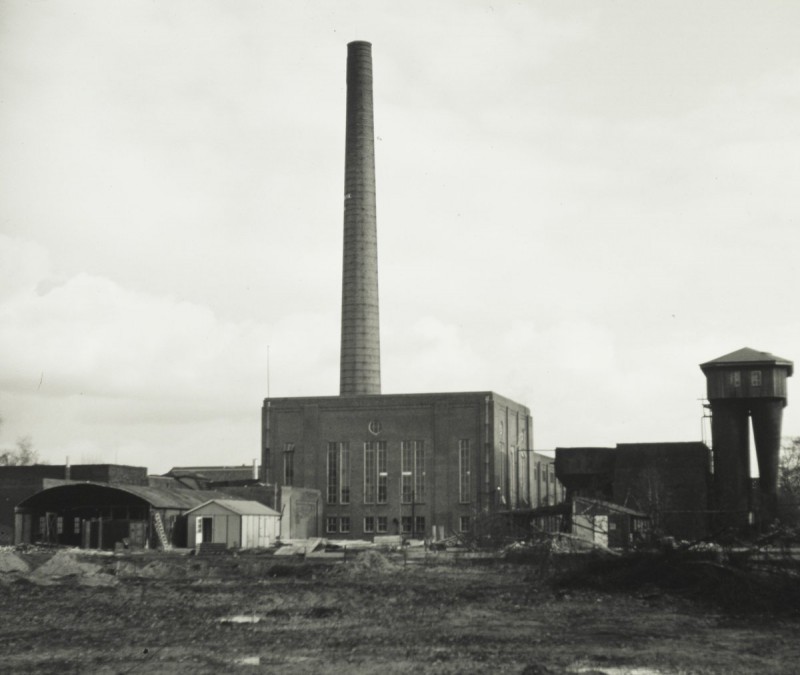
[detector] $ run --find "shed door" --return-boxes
[201,517,213,543]
[594,515,608,547]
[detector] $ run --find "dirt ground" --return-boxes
[1,547,799,674]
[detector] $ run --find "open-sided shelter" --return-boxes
[15,482,232,549]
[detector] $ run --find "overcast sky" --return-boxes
[1,1,798,474]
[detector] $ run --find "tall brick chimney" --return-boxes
[340,41,381,395]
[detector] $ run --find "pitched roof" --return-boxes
[185,499,280,516]
[700,347,793,375]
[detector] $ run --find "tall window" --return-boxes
[282,443,295,486]
[364,441,387,504]
[401,440,425,503]
[459,439,471,503]
[377,443,387,503]
[327,442,350,505]
[327,443,338,504]
[340,443,350,504]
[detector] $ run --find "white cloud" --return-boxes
[2,2,800,471]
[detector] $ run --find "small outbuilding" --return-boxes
[570,497,650,548]
[186,499,280,550]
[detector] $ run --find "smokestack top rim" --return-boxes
[347,40,372,49]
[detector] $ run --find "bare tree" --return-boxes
[0,414,40,465]
[778,437,800,525]
[0,436,40,466]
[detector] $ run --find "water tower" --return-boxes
[700,347,793,528]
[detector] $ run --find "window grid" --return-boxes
[401,440,425,503]
[340,443,350,505]
[377,443,387,503]
[364,441,388,504]
[414,516,425,536]
[327,443,338,504]
[364,444,376,504]
[327,442,350,505]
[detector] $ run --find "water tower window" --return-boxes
[751,370,762,387]
[729,371,741,387]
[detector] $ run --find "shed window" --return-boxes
[729,371,741,388]
[751,370,762,387]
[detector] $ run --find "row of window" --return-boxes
[284,440,475,506]
[284,440,559,507]
[325,515,472,535]
[728,370,762,387]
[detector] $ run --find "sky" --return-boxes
[1,1,798,474]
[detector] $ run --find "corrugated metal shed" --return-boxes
[17,482,234,510]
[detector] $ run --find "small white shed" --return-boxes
[186,499,280,549]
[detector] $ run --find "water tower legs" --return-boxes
[710,401,751,529]
[751,399,784,522]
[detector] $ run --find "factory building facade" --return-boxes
[264,391,536,539]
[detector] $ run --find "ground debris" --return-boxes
[30,549,103,579]
[0,548,30,574]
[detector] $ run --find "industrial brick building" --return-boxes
[264,391,534,539]
[261,42,561,541]
[555,442,711,541]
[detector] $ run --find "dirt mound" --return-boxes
[0,549,30,574]
[339,549,398,575]
[30,549,103,579]
[114,559,189,579]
